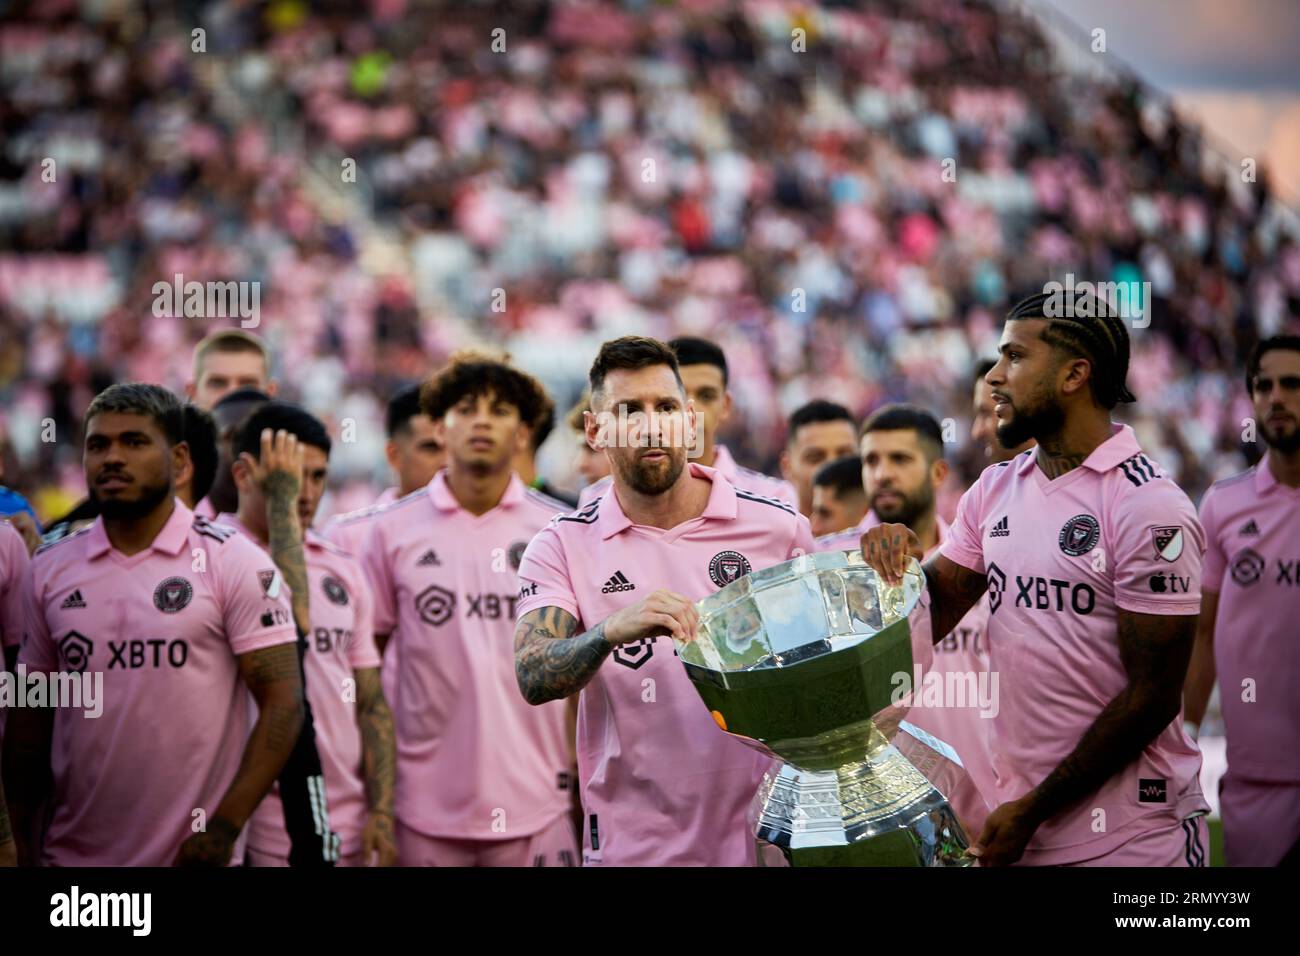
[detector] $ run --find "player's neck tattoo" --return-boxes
[1035,443,1087,480]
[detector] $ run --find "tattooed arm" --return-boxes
[175,642,306,866]
[355,666,397,866]
[514,606,610,706]
[236,427,336,866]
[247,428,311,636]
[514,590,701,706]
[972,610,1196,866]
[921,554,989,645]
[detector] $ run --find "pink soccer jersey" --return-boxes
[217,517,382,861]
[17,500,298,866]
[325,486,406,723]
[362,473,574,842]
[578,444,797,509]
[0,520,31,746]
[940,427,1209,864]
[516,463,816,866]
[1198,461,1300,782]
[325,486,400,557]
[1,520,28,650]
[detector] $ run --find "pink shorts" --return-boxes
[1052,816,1208,867]
[245,847,364,867]
[1220,774,1300,866]
[396,813,578,867]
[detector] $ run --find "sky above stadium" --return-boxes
[1038,0,1300,204]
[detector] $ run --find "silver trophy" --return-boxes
[675,550,981,866]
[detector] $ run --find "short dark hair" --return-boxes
[1245,335,1300,394]
[813,455,864,498]
[212,387,272,415]
[84,383,184,446]
[1006,291,1136,408]
[420,351,548,426]
[233,400,332,463]
[860,403,945,462]
[668,336,728,386]
[182,404,219,503]
[788,400,854,444]
[385,383,424,438]
[588,336,684,405]
[973,358,997,385]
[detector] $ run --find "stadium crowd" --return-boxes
[1,0,1297,523]
[0,0,1297,870]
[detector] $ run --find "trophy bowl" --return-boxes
[676,550,979,867]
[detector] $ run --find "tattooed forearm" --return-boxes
[246,641,303,689]
[923,555,987,644]
[266,488,311,636]
[354,668,395,817]
[213,644,308,831]
[1026,611,1193,825]
[514,606,612,705]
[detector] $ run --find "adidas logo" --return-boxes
[417,549,441,567]
[1239,519,1259,536]
[601,571,635,594]
[60,589,87,609]
[989,516,1010,538]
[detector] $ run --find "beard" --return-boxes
[91,475,173,521]
[996,389,1065,450]
[871,481,934,529]
[613,447,687,496]
[1261,419,1300,453]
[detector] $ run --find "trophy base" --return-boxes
[751,726,977,867]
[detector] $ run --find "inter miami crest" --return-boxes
[153,576,193,614]
[322,575,349,606]
[1058,514,1100,557]
[1151,526,1184,562]
[708,550,752,588]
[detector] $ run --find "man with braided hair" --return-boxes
[859,291,1210,866]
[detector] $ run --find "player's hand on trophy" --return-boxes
[603,589,700,645]
[967,796,1039,866]
[859,523,923,586]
